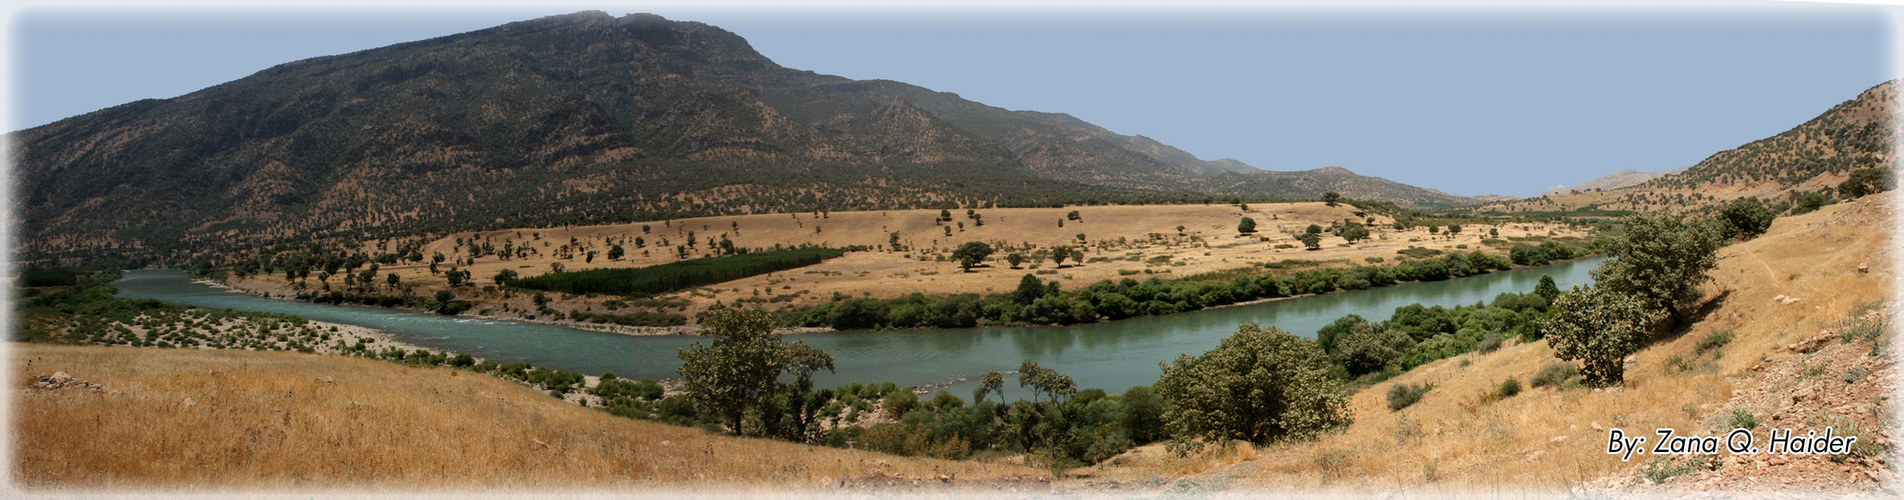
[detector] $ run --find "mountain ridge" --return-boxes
[12,11,1476,266]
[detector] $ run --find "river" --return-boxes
[114,257,1603,399]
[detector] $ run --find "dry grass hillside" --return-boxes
[223,202,1588,329]
[11,344,1047,493]
[1066,191,1895,495]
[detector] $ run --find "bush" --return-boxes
[1722,409,1758,430]
[1496,377,1521,398]
[1695,330,1734,355]
[1540,285,1662,387]
[1477,333,1505,354]
[1333,326,1414,376]
[1156,322,1351,446]
[1529,362,1578,389]
[1387,383,1432,411]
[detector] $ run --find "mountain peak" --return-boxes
[1314,166,1357,175]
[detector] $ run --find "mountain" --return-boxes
[1536,166,1689,197]
[12,12,1461,266]
[1476,79,1894,215]
[1201,166,1479,208]
[1639,80,1895,192]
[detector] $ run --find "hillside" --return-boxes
[1070,189,1894,495]
[11,11,1473,268]
[1477,80,1894,216]
[214,202,1590,331]
[12,343,1047,490]
[1536,166,1688,197]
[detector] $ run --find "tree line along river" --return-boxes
[113,257,1603,400]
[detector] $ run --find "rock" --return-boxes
[1592,421,1605,431]
[1552,435,1570,442]
[315,376,335,384]
[659,440,672,447]
[1858,262,1870,274]
[50,371,70,381]
[182,397,195,407]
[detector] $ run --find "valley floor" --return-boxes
[11,194,1891,497]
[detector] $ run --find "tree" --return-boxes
[1718,196,1774,240]
[939,209,953,222]
[1322,192,1341,206]
[952,241,994,272]
[1338,223,1369,243]
[1592,213,1721,324]
[678,308,835,435]
[975,370,1005,404]
[1006,252,1026,269]
[1447,224,1462,235]
[1238,217,1257,234]
[386,272,400,290]
[608,245,625,260]
[1540,285,1662,387]
[1297,233,1322,250]
[1176,225,1186,235]
[1050,246,1069,267]
[1533,274,1560,307]
[493,269,518,287]
[1155,322,1352,449]
[1840,167,1894,198]
[1067,210,1082,221]
[1013,274,1048,305]
[1333,326,1414,376]
[1017,360,1075,402]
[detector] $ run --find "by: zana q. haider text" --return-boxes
[1606,428,1859,461]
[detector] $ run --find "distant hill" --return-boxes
[12,11,1468,266]
[1536,166,1689,197]
[1200,166,1480,208]
[1476,80,1895,216]
[1641,80,1894,191]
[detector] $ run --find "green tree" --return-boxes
[1007,252,1026,269]
[678,308,835,434]
[952,241,995,272]
[1839,167,1894,198]
[1333,326,1415,376]
[1306,224,1323,235]
[1540,285,1662,387]
[608,244,625,260]
[1297,233,1322,250]
[493,269,518,287]
[1155,322,1352,449]
[1592,213,1721,325]
[1533,274,1561,307]
[1718,196,1775,241]
[1338,223,1369,243]
[1322,192,1341,206]
[1012,274,1048,305]
[1050,246,1069,267]
[975,370,1006,404]
[1447,224,1462,235]
[1238,217,1257,234]
[1017,359,1076,402]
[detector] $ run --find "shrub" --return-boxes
[1695,330,1733,355]
[1529,362,1578,389]
[1387,383,1432,411]
[1156,322,1352,447]
[1333,326,1414,376]
[1496,377,1521,398]
[1477,333,1505,354]
[1541,285,1662,387]
[1721,409,1758,430]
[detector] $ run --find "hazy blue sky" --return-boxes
[8,5,1895,197]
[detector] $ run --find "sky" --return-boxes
[5,3,1896,198]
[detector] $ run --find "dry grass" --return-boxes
[11,344,1042,492]
[1074,191,1894,494]
[226,202,1588,328]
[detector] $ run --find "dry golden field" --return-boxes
[10,344,1047,493]
[226,202,1590,330]
[1069,191,1895,495]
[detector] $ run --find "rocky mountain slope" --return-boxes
[1476,80,1894,215]
[12,11,1475,266]
[1536,166,1689,197]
